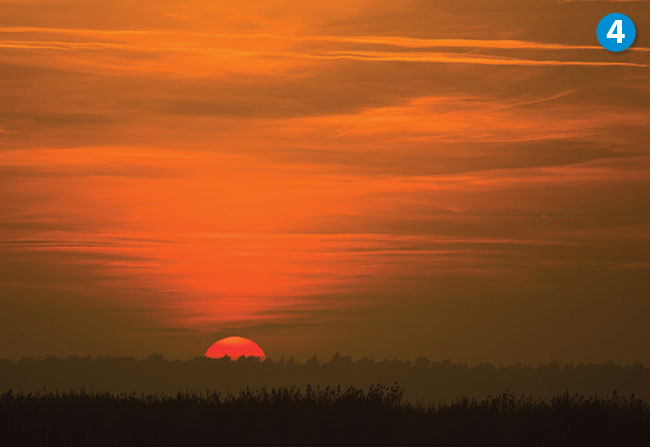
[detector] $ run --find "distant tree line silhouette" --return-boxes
[1,386,649,446]
[1,354,648,402]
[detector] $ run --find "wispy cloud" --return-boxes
[305,50,649,67]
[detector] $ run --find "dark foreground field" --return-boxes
[2,386,649,446]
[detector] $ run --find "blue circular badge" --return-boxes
[597,13,636,52]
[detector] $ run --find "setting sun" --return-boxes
[205,337,266,360]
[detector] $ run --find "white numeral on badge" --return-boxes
[607,20,625,44]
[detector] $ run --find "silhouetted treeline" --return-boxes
[2,387,649,446]
[1,355,649,402]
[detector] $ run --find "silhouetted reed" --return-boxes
[2,386,649,446]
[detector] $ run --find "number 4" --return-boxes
[607,20,625,44]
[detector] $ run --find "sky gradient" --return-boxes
[1,0,649,363]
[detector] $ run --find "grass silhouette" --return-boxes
[3,355,649,402]
[2,386,649,446]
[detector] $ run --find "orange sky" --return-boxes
[1,0,650,363]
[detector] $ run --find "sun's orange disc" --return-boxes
[204,336,266,359]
